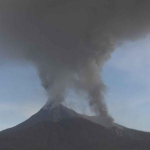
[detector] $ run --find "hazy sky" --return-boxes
[0,35,150,132]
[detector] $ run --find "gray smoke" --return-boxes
[0,0,150,126]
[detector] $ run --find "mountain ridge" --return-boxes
[0,102,150,150]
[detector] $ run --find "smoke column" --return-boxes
[0,0,150,126]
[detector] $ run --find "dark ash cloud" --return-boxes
[0,0,150,126]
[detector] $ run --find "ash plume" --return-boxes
[0,0,150,126]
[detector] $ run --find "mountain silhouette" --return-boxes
[0,102,150,150]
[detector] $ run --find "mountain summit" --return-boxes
[0,102,150,150]
[41,101,80,121]
[1,102,80,133]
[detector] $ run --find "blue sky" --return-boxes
[0,35,150,131]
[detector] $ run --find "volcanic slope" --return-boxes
[0,102,150,150]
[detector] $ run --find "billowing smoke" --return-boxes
[0,0,150,126]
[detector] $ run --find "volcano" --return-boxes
[0,102,80,133]
[0,102,150,150]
